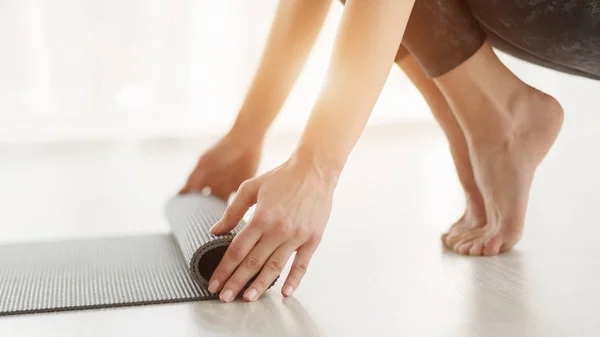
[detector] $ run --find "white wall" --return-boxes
[0,0,597,142]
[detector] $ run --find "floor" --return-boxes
[0,121,599,337]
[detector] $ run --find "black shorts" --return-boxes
[341,0,600,80]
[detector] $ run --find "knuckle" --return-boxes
[309,233,323,245]
[273,219,293,236]
[291,262,308,275]
[238,180,252,193]
[251,209,273,228]
[212,271,229,283]
[247,221,264,233]
[226,244,245,262]
[293,226,310,239]
[244,254,262,270]
[265,258,284,272]
[223,206,236,219]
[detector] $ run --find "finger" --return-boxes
[179,180,204,195]
[210,180,258,235]
[180,183,208,195]
[207,225,262,294]
[180,169,207,194]
[282,235,320,297]
[243,242,296,302]
[219,236,283,303]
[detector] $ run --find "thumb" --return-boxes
[210,180,258,235]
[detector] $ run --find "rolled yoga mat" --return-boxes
[0,194,275,316]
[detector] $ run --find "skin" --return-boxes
[399,43,563,256]
[183,0,416,302]
[182,0,565,302]
[395,53,487,248]
[435,43,563,255]
[181,0,332,199]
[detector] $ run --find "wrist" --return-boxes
[292,144,346,182]
[228,115,267,147]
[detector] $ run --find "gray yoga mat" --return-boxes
[0,194,270,316]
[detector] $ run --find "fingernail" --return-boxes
[244,288,258,302]
[283,285,294,297]
[221,289,234,303]
[208,280,220,293]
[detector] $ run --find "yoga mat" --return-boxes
[0,194,275,316]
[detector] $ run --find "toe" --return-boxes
[448,228,482,252]
[468,241,484,256]
[443,223,468,247]
[483,236,503,256]
[445,230,465,249]
[457,241,474,255]
[444,232,458,249]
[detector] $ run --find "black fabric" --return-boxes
[338,0,487,77]
[341,0,600,79]
[404,0,600,79]
[401,0,487,77]
[469,0,600,80]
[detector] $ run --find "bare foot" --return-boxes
[395,54,487,243]
[441,146,486,244]
[445,86,564,255]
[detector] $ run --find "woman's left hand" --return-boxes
[207,152,340,302]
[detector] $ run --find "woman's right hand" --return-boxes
[179,130,262,201]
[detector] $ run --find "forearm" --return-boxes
[232,0,332,138]
[296,0,415,173]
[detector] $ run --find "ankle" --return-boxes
[435,47,528,140]
[456,43,524,102]
[461,95,517,146]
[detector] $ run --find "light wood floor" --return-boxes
[0,121,598,337]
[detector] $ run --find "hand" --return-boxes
[207,152,340,302]
[180,131,262,200]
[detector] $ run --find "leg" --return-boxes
[394,51,486,238]
[400,0,564,255]
[434,42,564,255]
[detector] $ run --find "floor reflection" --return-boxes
[189,294,323,337]
[464,251,562,337]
